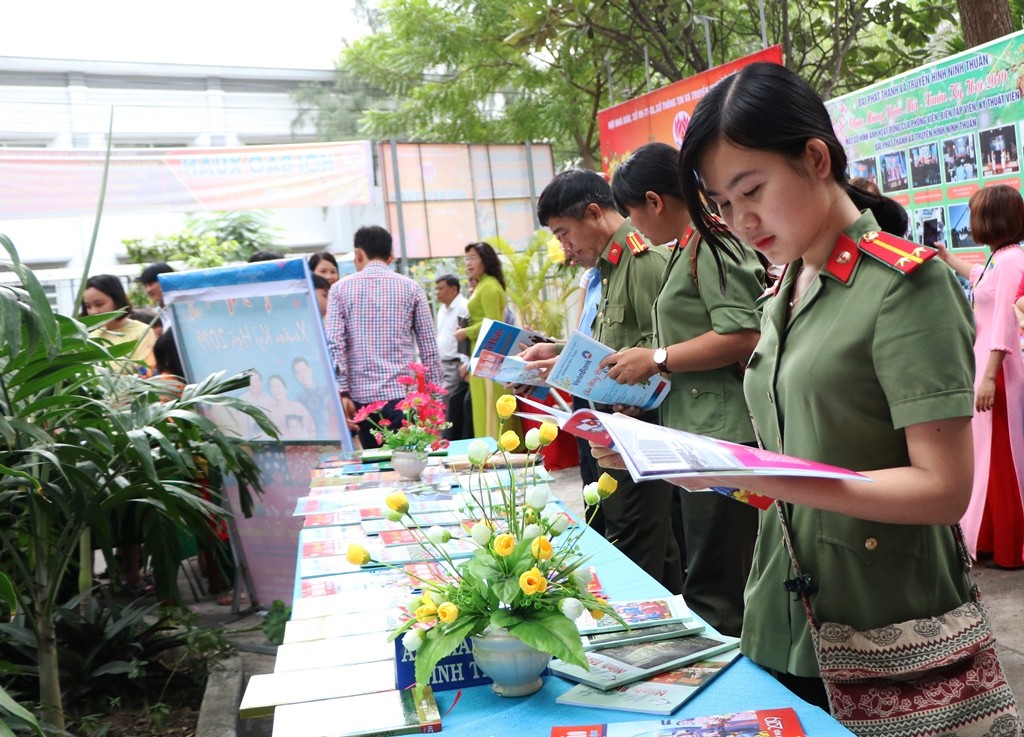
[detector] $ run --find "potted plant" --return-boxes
[347,395,620,697]
[351,363,451,480]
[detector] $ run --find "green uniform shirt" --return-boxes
[741,211,976,677]
[654,231,763,441]
[592,219,670,350]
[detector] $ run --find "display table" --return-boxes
[268,447,854,736]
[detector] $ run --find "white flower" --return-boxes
[524,427,541,450]
[470,521,492,546]
[406,594,423,613]
[560,597,584,620]
[524,484,549,510]
[425,525,452,544]
[402,628,424,652]
[544,511,570,535]
[572,568,592,590]
[522,523,543,540]
[467,439,490,466]
[583,482,600,506]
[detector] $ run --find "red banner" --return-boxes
[598,46,784,174]
[0,141,374,219]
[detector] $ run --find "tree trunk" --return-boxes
[34,520,65,731]
[957,0,1014,48]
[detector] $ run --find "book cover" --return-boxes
[361,511,461,535]
[296,568,409,601]
[270,686,442,736]
[549,633,740,690]
[359,501,455,520]
[376,537,477,564]
[469,317,555,386]
[302,510,362,528]
[547,330,672,410]
[239,659,396,719]
[574,595,694,636]
[549,707,805,737]
[283,610,401,644]
[515,394,868,506]
[274,632,395,672]
[554,649,741,715]
[402,562,457,589]
[581,621,707,651]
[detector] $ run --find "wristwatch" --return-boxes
[652,347,669,373]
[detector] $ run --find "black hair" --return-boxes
[678,63,907,258]
[537,169,616,227]
[354,225,393,261]
[153,329,184,377]
[137,262,175,284]
[311,274,330,290]
[435,273,461,290]
[248,250,285,263]
[80,274,131,317]
[308,251,339,271]
[130,308,160,327]
[464,242,506,290]
[611,142,682,216]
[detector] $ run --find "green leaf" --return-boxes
[0,573,15,621]
[0,683,45,737]
[507,610,587,668]
[498,577,522,607]
[414,617,478,690]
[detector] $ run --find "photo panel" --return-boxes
[908,142,942,188]
[942,134,979,183]
[912,206,946,247]
[879,150,909,193]
[849,157,879,188]
[947,203,977,249]
[979,124,1020,177]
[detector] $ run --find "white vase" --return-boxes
[470,628,551,697]
[391,450,428,481]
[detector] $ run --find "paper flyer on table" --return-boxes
[514,394,868,494]
[547,330,671,410]
[469,318,555,386]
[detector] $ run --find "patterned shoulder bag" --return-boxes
[776,502,1022,737]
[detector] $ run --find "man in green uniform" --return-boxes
[532,169,682,593]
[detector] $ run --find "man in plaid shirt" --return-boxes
[325,225,443,448]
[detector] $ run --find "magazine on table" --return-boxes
[514,394,868,507]
[581,620,707,651]
[269,686,442,737]
[549,706,805,737]
[546,330,671,410]
[549,632,740,690]
[239,660,397,718]
[574,594,695,636]
[555,649,741,715]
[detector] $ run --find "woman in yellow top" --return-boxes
[80,274,157,374]
[454,242,511,439]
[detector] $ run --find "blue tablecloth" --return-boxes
[432,522,854,736]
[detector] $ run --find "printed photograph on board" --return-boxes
[913,206,946,247]
[948,203,978,249]
[979,124,1020,177]
[942,134,979,183]
[909,142,942,188]
[849,157,879,188]
[879,150,909,193]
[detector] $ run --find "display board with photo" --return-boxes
[849,157,879,187]
[912,206,946,247]
[947,203,978,249]
[942,134,980,183]
[879,150,909,193]
[909,142,942,188]
[979,124,1020,178]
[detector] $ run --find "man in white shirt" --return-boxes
[434,274,471,440]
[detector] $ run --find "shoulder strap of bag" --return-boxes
[775,501,981,634]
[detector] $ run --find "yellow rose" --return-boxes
[538,422,558,445]
[589,608,606,620]
[437,602,459,624]
[546,238,566,265]
[493,533,516,556]
[385,491,410,516]
[495,394,518,419]
[519,566,548,595]
[415,591,438,623]
[500,430,520,452]
[530,535,553,561]
[346,543,371,565]
[597,472,618,499]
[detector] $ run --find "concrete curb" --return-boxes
[197,653,243,737]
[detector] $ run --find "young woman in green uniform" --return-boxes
[600,142,763,637]
[595,63,977,711]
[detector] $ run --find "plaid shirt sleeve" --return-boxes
[324,280,349,394]
[411,286,443,388]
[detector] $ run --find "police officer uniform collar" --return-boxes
[601,218,649,267]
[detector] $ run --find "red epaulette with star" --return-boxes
[676,226,695,251]
[857,230,936,274]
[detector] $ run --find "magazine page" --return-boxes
[469,318,555,386]
[549,706,806,737]
[547,330,672,410]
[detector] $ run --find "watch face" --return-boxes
[653,348,668,367]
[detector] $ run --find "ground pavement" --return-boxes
[192,466,1024,737]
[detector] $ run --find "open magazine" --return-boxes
[469,320,671,409]
[515,395,868,507]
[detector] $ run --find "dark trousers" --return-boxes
[355,398,404,450]
[443,378,472,441]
